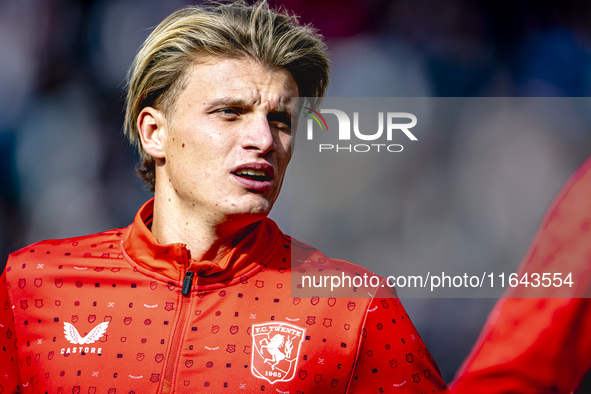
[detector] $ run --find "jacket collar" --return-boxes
[122,198,281,284]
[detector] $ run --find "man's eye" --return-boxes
[270,121,291,131]
[219,108,240,116]
[268,113,292,131]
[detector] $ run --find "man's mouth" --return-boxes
[232,168,273,182]
[231,163,275,191]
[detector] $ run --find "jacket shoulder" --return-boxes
[283,233,376,276]
[282,233,394,298]
[7,227,128,263]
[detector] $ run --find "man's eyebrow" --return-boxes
[269,103,292,116]
[204,97,292,116]
[204,98,250,108]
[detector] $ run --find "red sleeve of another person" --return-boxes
[451,156,591,394]
[0,268,23,393]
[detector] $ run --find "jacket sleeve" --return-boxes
[0,268,22,393]
[451,156,591,393]
[451,298,591,394]
[346,289,449,393]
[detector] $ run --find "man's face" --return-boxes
[157,57,298,224]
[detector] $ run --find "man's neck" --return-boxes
[150,191,260,263]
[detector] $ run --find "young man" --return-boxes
[0,2,448,393]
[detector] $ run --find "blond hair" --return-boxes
[124,0,330,190]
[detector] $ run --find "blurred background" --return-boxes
[2,0,591,382]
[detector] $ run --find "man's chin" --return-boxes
[238,193,276,212]
[223,201,273,220]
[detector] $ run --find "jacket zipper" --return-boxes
[161,252,194,394]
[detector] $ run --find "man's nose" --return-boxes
[241,115,275,154]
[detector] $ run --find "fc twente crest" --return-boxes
[251,322,306,384]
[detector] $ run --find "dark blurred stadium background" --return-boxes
[2,0,591,382]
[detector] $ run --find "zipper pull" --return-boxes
[181,271,194,296]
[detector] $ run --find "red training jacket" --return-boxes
[1,199,448,393]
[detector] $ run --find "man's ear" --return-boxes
[137,107,168,159]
